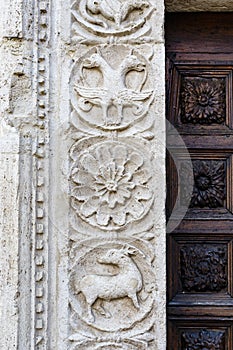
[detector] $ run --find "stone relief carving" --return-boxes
[70,46,154,131]
[70,336,153,350]
[180,244,227,292]
[71,0,155,43]
[70,140,153,230]
[181,330,225,350]
[68,1,159,348]
[180,77,226,125]
[69,239,156,333]
[180,160,226,208]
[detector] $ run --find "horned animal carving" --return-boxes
[79,246,143,322]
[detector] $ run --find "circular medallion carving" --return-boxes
[70,140,154,230]
[69,240,156,332]
[71,0,154,37]
[70,46,154,131]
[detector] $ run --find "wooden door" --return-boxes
[166,13,233,349]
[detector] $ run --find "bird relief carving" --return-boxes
[71,0,154,41]
[70,47,154,131]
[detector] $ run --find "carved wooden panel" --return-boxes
[180,77,226,125]
[168,234,233,304]
[166,13,233,349]
[181,329,225,350]
[180,159,226,209]
[180,244,228,293]
[168,320,233,350]
[167,64,233,131]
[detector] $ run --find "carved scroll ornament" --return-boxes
[71,0,155,42]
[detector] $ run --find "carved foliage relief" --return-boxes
[180,160,226,209]
[180,244,228,292]
[180,77,226,125]
[181,330,225,350]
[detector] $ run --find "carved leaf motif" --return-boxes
[181,330,225,350]
[180,244,227,292]
[180,160,226,208]
[180,77,226,125]
[70,141,153,229]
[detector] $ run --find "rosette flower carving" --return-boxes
[70,142,153,228]
[181,77,225,124]
[180,160,226,209]
[191,160,226,208]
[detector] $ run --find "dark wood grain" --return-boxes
[166,13,233,349]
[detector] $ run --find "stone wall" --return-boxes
[0,0,166,349]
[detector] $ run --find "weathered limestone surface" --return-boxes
[0,125,19,349]
[51,0,166,349]
[1,0,166,349]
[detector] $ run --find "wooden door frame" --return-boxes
[165,9,233,349]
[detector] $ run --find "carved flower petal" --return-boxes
[71,168,94,185]
[134,185,152,200]
[128,199,144,219]
[115,166,125,181]
[111,211,126,226]
[95,144,112,166]
[80,197,99,217]
[117,173,133,184]
[72,185,96,201]
[133,169,151,184]
[125,152,144,174]
[112,145,128,168]
[99,162,117,181]
[81,154,99,175]
[117,188,132,202]
[96,207,110,226]
[108,192,119,209]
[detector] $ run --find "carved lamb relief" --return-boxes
[70,46,154,131]
[69,239,156,346]
[78,246,142,322]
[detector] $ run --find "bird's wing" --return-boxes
[74,85,108,99]
[117,89,153,101]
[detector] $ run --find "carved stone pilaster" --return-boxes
[67,0,165,348]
